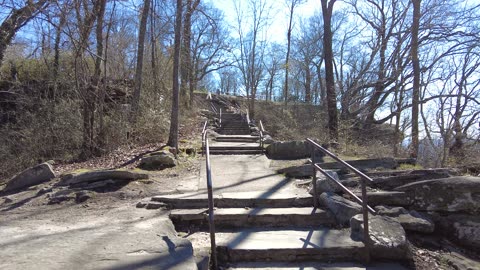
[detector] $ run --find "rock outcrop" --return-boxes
[395,176,480,214]
[3,163,56,193]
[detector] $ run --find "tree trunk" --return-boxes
[305,66,312,103]
[131,0,151,124]
[283,1,295,107]
[410,0,421,158]
[321,0,338,142]
[167,0,183,152]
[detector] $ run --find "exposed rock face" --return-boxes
[436,214,480,249]
[372,169,452,190]
[395,176,480,214]
[309,170,342,195]
[350,214,409,260]
[266,140,323,160]
[375,206,434,233]
[139,151,176,170]
[58,169,148,186]
[319,192,361,225]
[3,163,55,193]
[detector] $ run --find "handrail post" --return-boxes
[311,148,318,208]
[219,108,222,128]
[205,136,218,269]
[361,178,371,263]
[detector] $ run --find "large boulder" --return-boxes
[319,192,362,225]
[350,214,410,260]
[139,151,176,170]
[395,176,480,214]
[308,170,342,195]
[3,163,55,193]
[265,140,323,160]
[58,169,148,186]
[375,206,434,233]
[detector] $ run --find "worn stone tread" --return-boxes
[152,192,313,209]
[217,228,365,263]
[226,261,410,270]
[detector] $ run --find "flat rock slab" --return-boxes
[152,191,313,209]
[58,169,148,186]
[0,206,196,270]
[217,228,365,263]
[226,262,410,270]
[353,191,413,207]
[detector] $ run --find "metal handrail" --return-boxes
[306,138,375,263]
[219,108,222,127]
[204,131,217,269]
[201,120,208,157]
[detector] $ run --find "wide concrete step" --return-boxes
[170,207,335,230]
[209,150,264,155]
[152,192,314,209]
[215,135,259,143]
[217,228,365,263]
[219,131,252,135]
[225,262,409,269]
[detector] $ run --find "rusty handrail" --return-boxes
[201,120,208,157]
[306,138,374,263]
[204,130,218,269]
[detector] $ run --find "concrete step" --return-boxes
[151,192,314,209]
[225,262,410,269]
[219,131,252,135]
[215,135,259,143]
[209,149,264,155]
[217,228,365,263]
[170,207,335,230]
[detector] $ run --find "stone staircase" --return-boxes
[151,191,369,268]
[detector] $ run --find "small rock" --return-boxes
[75,190,92,203]
[48,189,75,204]
[136,201,148,208]
[262,134,274,144]
[139,151,176,170]
[36,187,53,196]
[145,202,167,209]
[3,196,13,204]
